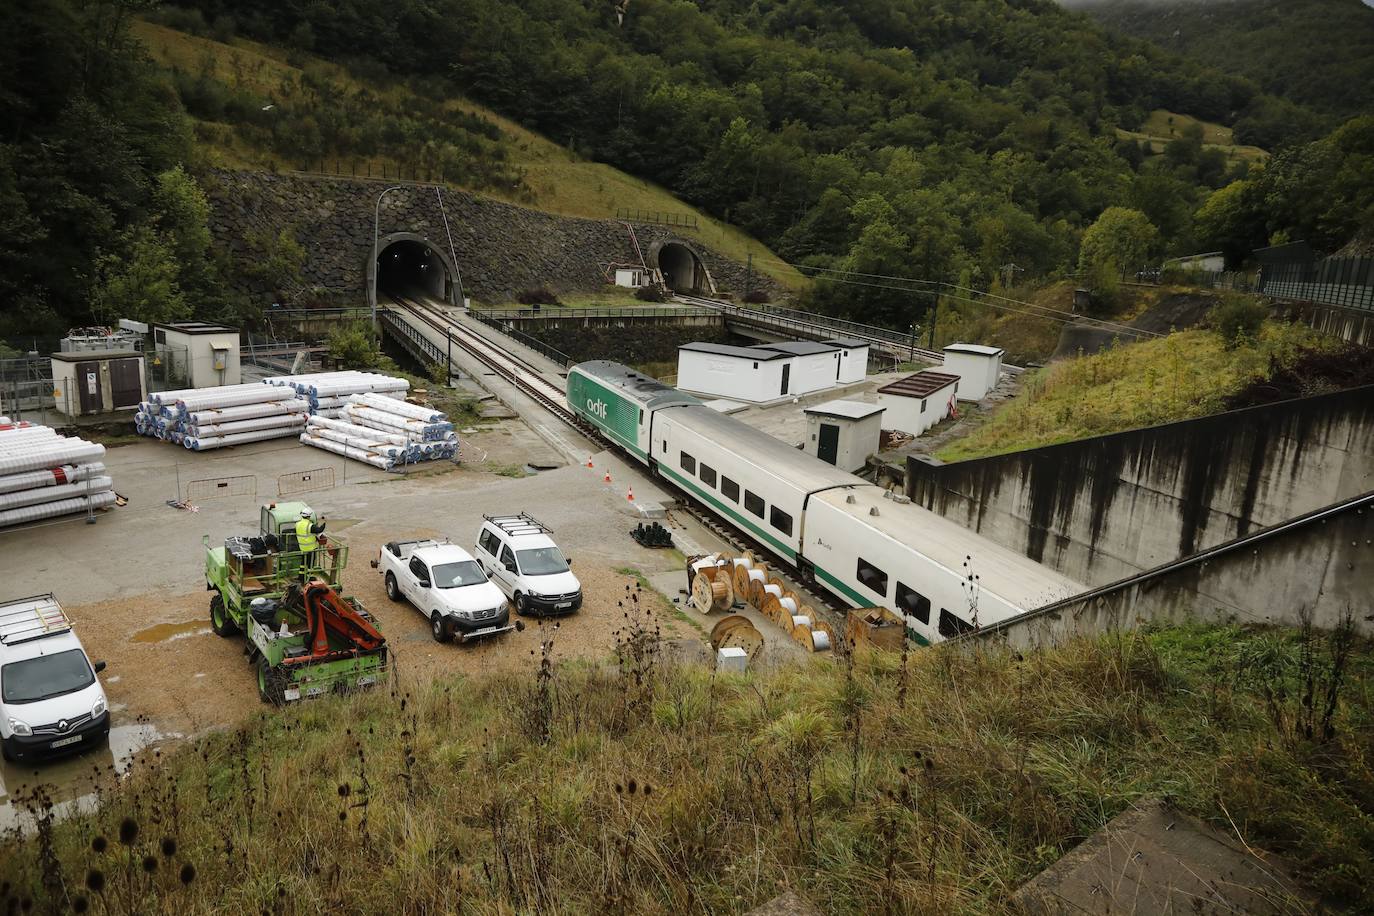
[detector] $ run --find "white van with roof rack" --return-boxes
[474,514,582,617]
[0,594,109,763]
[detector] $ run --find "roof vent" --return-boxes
[846,493,857,504]
[869,506,880,517]
[892,494,911,504]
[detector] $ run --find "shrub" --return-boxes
[634,284,667,302]
[742,289,769,304]
[1211,295,1269,347]
[517,287,561,306]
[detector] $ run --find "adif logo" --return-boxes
[586,398,608,419]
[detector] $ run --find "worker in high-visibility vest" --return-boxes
[295,508,326,573]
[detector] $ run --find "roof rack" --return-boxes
[483,512,553,536]
[0,594,72,646]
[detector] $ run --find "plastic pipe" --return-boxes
[0,462,107,495]
[186,400,307,426]
[0,477,113,510]
[0,440,105,475]
[0,491,117,528]
[188,414,308,437]
[307,415,411,447]
[182,427,302,450]
[298,433,394,470]
[347,392,445,423]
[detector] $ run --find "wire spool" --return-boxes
[762,583,783,603]
[745,568,768,607]
[778,594,799,617]
[760,594,788,631]
[767,573,787,592]
[812,620,837,653]
[790,614,813,629]
[732,562,753,601]
[791,622,816,650]
[710,614,753,649]
[712,616,764,659]
[691,572,732,614]
[739,549,756,567]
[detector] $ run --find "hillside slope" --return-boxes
[1070,0,1374,122]
[2,625,1371,912]
[132,17,802,289]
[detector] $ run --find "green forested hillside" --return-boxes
[1071,0,1374,122]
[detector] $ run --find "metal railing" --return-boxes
[470,305,717,320]
[466,312,573,368]
[1259,256,1374,312]
[615,207,699,229]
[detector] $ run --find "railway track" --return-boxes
[385,293,843,615]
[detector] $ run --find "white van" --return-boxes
[1,594,109,763]
[474,514,582,617]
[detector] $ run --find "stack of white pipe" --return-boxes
[0,425,113,527]
[134,384,308,451]
[264,371,409,412]
[300,391,458,469]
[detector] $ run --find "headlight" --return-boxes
[92,697,107,718]
[8,717,31,737]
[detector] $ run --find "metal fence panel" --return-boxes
[277,467,336,497]
[186,475,257,501]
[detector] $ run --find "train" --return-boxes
[567,360,1081,644]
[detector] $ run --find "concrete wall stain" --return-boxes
[908,385,1374,585]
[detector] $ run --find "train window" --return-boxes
[699,464,717,488]
[680,452,696,474]
[938,609,975,638]
[770,506,793,536]
[856,558,888,597]
[744,490,765,518]
[721,477,740,503]
[895,582,931,624]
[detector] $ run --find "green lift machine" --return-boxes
[204,501,390,704]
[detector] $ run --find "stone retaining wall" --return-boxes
[204,170,776,304]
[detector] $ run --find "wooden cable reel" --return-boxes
[690,564,734,614]
[710,614,763,659]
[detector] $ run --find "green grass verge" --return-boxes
[4,624,1370,912]
[936,320,1329,462]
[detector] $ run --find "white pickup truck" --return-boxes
[372,540,514,643]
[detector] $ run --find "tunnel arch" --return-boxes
[647,238,716,295]
[367,232,461,306]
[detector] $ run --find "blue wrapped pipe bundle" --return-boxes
[133,383,309,449]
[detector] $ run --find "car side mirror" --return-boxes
[505,563,517,573]
[566,557,573,568]
[93,660,107,674]
[418,577,431,588]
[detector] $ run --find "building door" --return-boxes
[780,363,791,396]
[835,353,842,380]
[76,361,101,414]
[817,423,840,465]
[109,358,142,408]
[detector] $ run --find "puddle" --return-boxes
[325,517,361,532]
[0,722,176,834]
[132,619,210,643]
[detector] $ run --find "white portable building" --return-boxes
[755,341,841,395]
[876,371,959,436]
[614,268,648,288]
[154,321,241,389]
[803,400,885,472]
[676,343,793,403]
[941,344,1004,402]
[826,338,870,384]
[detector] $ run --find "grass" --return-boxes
[486,463,531,479]
[2,622,1370,913]
[131,20,803,292]
[1115,108,1269,164]
[936,319,1330,462]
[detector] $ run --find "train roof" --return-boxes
[572,361,701,411]
[658,402,862,494]
[810,488,1084,611]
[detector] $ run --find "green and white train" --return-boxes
[568,360,1081,644]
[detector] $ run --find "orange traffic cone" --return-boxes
[586,457,594,468]
[603,469,612,483]
[627,487,634,501]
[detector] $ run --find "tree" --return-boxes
[152,165,214,295]
[1078,207,1159,275]
[90,227,189,325]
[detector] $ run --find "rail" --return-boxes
[614,207,699,229]
[466,311,573,368]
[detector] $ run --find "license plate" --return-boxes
[283,687,302,701]
[556,602,572,609]
[50,734,83,749]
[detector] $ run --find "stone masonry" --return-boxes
[203,170,776,303]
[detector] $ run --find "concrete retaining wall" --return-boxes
[978,493,1373,649]
[907,386,1374,586]
[203,170,774,303]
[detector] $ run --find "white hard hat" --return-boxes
[299,508,313,518]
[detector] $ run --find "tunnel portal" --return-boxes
[650,240,713,294]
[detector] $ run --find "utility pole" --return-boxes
[928,292,940,351]
[908,324,916,363]
[446,328,452,386]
